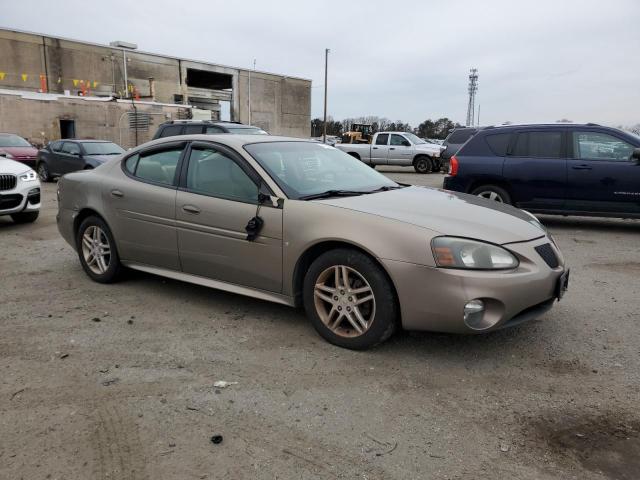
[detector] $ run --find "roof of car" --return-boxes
[54,139,114,143]
[140,134,313,151]
[484,123,602,130]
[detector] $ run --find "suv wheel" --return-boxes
[303,249,398,350]
[413,156,432,174]
[76,216,123,283]
[471,185,512,204]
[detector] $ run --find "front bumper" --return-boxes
[381,236,566,333]
[0,186,41,215]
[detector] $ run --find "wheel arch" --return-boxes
[73,208,118,251]
[346,152,361,160]
[291,240,400,316]
[412,153,433,164]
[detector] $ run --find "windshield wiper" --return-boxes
[299,190,366,200]
[366,185,406,193]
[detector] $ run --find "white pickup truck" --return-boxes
[336,132,445,173]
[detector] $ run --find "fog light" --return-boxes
[463,299,485,329]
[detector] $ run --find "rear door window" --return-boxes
[447,129,475,144]
[49,141,63,152]
[159,125,183,138]
[513,131,563,158]
[375,134,389,145]
[130,148,183,185]
[484,133,511,156]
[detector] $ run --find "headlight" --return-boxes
[1,152,14,159]
[431,237,519,270]
[19,170,37,182]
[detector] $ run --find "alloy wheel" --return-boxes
[37,164,48,181]
[477,191,504,202]
[313,265,376,338]
[81,226,111,275]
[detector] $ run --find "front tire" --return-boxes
[11,211,39,224]
[37,162,51,182]
[76,216,122,283]
[471,185,512,204]
[413,156,432,174]
[303,249,398,350]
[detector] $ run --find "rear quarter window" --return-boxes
[159,125,183,138]
[447,129,476,144]
[484,133,511,156]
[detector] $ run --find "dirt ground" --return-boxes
[1,168,639,479]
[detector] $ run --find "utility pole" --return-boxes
[466,68,478,127]
[323,48,329,143]
[248,59,256,124]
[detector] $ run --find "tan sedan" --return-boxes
[57,135,569,349]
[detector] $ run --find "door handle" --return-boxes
[110,189,124,198]
[572,164,592,170]
[182,205,201,214]
[372,147,378,149]
[390,147,396,150]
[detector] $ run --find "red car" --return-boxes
[0,134,38,169]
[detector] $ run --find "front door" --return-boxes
[387,134,414,165]
[176,143,283,293]
[59,141,83,174]
[103,143,185,270]
[503,129,567,209]
[567,130,640,214]
[371,133,389,165]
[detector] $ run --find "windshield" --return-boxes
[403,133,425,144]
[82,142,125,155]
[227,127,269,135]
[0,135,30,147]
[245,142,398,199]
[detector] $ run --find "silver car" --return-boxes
[57,135,569,349]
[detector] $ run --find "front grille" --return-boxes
[0,174,17,191]
[535,243,559,268]
[0,193,23,210]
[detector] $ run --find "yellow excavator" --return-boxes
[341,123,373,144]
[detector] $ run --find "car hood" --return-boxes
[316,186,545,244]
[415,143,445,154]
[0,146,38,158]
[0,157,34,174]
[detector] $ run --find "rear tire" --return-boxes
[11,211,39,224]
[413,156,432,174]
[37,162,51,182]
[76,216,123,283]
[303,248,398,350]
[471,185,512,204]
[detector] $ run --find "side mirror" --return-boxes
[257,182,282,208]
[403,141,411,147]
[632,148,640,164]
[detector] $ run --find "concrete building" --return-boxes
[0,28,312,146]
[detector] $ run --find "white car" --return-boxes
[0,158,41,223]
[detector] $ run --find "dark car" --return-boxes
[36,140,125,182]
[441,126,485,160]
[152,120,268,139]
[443,124,640,218]
[0,133,39,168]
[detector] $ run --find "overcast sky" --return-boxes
[2,0,639,127]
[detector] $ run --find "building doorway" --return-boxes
[60,119,76,139]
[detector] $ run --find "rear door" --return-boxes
[371,133,389,164]
[387,134,413,165]
[503,129,567,209]
[44,141,64,175]
[567,130,640,214]
[104,142,186,270]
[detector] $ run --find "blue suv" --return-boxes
[443,124,640,218]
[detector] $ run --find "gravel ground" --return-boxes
[1,168,639,479]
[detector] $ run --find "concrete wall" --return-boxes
[0,28,312,138]
[0,93,188,149]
